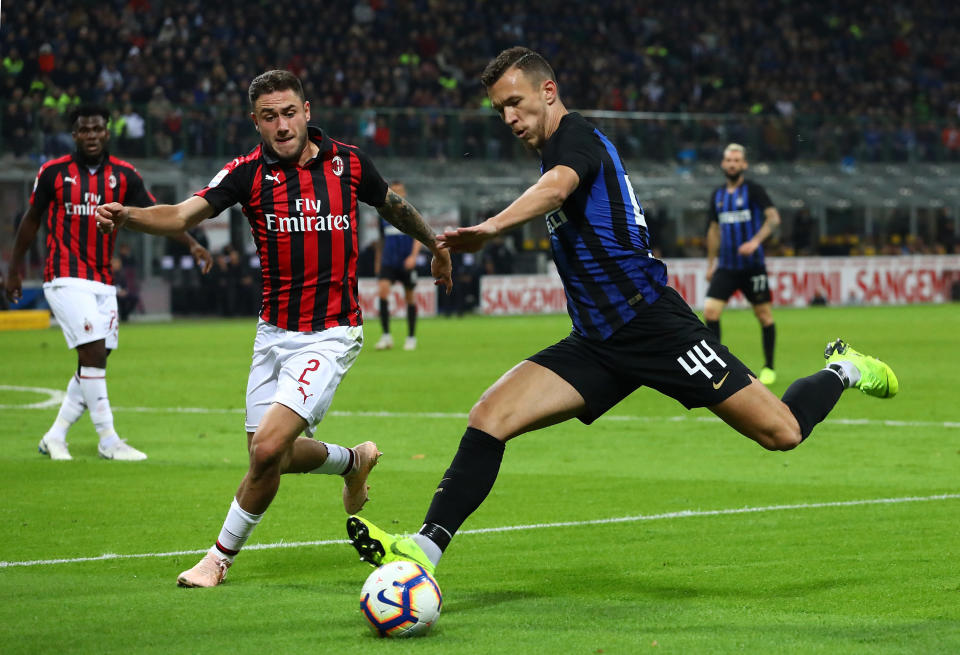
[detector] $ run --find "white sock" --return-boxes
[826,361,860,388]
[412,533,444,568]
[213,498,264,562]
[46,374,86,442]
[78,366,119,445]
[309,442,355,475]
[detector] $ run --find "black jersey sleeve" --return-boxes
[194,158,251,216]
[542,119,600,185]
[706,188,720,228]
[354,148,389,207]
[748,181,774,210]
[124,169,157,207]
[29,164,57,211]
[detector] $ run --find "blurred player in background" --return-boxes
[95,70,452,587]
[374,180,421,351]
[344,47,898,584]
[4,104,212,462]
[705,144,782,385]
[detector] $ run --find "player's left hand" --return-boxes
[4,269,22,304]
[430,247,453,294]
[437,220,498,253]
[191,243,214,274]
[738,240,759,256]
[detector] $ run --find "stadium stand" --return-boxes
[2,0,960,163]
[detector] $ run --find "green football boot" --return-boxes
[824,338,899,398]
[346,515,436,575]
[758,367,777,386]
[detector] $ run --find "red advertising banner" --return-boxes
[357,278,438,318]
[480,256,960,315]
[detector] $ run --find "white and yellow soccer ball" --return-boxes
[360,560,442,638]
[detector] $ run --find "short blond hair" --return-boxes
[724,143,747,158]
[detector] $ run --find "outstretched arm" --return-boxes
[376,189,452,292]
[438,165,579,253]
[4,205,43,303]
[96,195,215,237]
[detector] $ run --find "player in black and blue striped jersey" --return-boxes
[374,181,422,351]
[345,47,899,578]
[705,144,781,385]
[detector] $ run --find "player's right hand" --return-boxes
[95,202,129,234]
[437,220,498,253]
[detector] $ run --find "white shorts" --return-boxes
[245,320,364,433]
[43,278,119,350]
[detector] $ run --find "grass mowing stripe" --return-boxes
[3,492,956,570]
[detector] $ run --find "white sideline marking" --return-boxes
[1,387,959,430]
[1,493,957,569]
[3,385,960,429]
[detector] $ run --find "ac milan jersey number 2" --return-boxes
[195,126,389,332]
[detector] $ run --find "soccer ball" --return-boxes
[360,560,442,638]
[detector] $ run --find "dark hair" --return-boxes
[69,105,110,128]
[480,47,556,88]
[248,69,305,107]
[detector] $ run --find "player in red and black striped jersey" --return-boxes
[5,105,212,462]
[95,70,452,587]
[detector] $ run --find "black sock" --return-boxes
[407,303,417,338]
[781,369,844,441]
[419,427,505,550]
[706,319,720,341]
[762,323,776,369]
[378,298,389,334]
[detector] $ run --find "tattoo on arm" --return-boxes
[377,190,436,248]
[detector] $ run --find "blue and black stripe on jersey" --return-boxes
[708,180,773,270]
[379,218,415,268]
[540,112,668,341]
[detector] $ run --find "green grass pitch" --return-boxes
[1,304,958,654]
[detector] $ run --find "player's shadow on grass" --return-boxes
[445,589,540,613]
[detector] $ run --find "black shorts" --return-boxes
[706,267,772,305]
[379,265,417,289]
[527,287,754,424]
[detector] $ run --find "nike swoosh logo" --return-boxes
[712,372,730,389]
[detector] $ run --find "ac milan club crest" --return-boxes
[331,156,344,177]
[108,174,117,189]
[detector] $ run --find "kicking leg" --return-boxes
[712,338,898,449]
[348,360,585,572]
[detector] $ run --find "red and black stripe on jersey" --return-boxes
[195,125,389,333]
[30,152,155,284]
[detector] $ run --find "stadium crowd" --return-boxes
[2,0,960,162]
[1,0,957,321]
